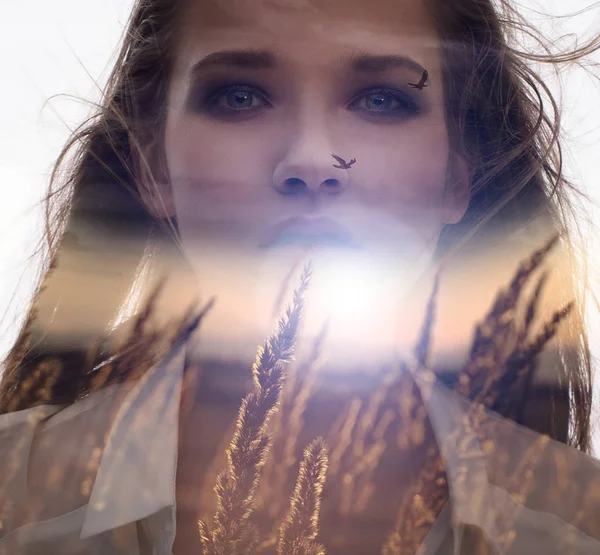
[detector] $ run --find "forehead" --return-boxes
[182,0,435,30]
[173,0,439,76]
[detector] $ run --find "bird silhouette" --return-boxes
[331,153,356,169]
[408,69,429,90]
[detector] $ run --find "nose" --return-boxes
[272,137,350,199]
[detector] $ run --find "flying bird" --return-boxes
[331,153,356,169]
[408,69,429,90]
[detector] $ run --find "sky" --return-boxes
[0,0,136,351]
[1,0,600,445]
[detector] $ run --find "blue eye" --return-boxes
[203,85,270,114]
[350,88,421,117]
[196,83,420,119]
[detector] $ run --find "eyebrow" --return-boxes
[187,48,426,81]
[187,50,276,82]
[346,51,426,76]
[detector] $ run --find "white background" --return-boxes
[1,0,599,448]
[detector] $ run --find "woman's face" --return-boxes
[156,0,467,259]
[143,0,469,362]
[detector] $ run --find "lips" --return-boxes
[259,216,358,249]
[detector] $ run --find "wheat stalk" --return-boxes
[326,397,362,479]
[261,322,328,518]
[0,276,213,533]
[381,443,447,555]
[198,264,312,555]
[494,301,573,421]
[0,256,57,415]
[383,236,573,555]
[457,233,559,400]
[277,438,329,555]
[494,434,551,552]
[338,367,397,516]
[78,295,215,513]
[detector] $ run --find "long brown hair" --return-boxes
[1,0,598,450]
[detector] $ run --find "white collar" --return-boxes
[80,342,186,539]
[412,367,600,554]
[77,345,600,553]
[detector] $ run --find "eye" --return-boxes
[349,87,421,117]
[202,85,271,115]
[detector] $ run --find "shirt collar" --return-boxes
[411,366,600,554]
[80,347,600,551]
[80,342,186,539]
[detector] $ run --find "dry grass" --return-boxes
[277,438,329,555]
[259,322,328,519]
[195,234,576,555]
[0,274,214,534]
[327,369,396,518]
[1,236,592,554]
[198,265,312,555]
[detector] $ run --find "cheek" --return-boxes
[164,120,272,206]
[353,123,450,218]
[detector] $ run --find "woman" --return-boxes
[0,0,599,553]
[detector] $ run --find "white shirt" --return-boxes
[0,344,184,555]
[1,342,599,554]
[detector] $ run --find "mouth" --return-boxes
[259,216,359,249]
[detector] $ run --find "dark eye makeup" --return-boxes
[201,84,271,115]
[188,80,424,120]
[348,87,422,117]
